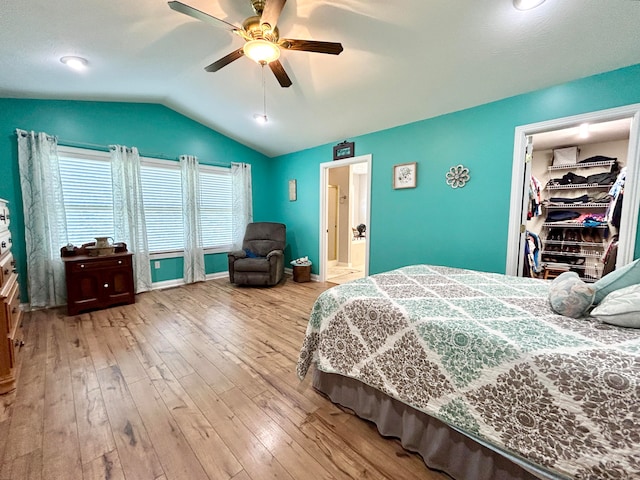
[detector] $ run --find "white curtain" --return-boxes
[180,155,205,283]
[16,130,68,308]
[231,162,253,250]
[110,145,152,293]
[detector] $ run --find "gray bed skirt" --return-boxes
[313,370,559,480]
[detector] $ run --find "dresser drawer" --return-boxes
[0,199,8,230]
[68,255,132,273]
[0,253,14,289]
[4,279,20,336]
[0,231,11,257]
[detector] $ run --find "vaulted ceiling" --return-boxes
[2,0,640,157]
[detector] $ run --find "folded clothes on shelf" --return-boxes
[545,210,581,222]
[548,194,589,204]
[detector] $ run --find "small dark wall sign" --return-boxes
[333,141,355,161]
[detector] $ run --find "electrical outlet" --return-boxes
[154,261,160,269]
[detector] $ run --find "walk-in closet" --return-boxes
[524,118,631,282]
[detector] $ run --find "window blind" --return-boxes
[58,151,115,246]
[140,161,184,253]
[199,166,233,250]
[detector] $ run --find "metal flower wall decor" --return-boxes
[446,164,470,189]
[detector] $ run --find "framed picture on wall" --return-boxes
[289,179,297,201]
[393,162,417,189]
[333,141,355,160]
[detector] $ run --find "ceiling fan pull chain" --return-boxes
[262,63,267,121]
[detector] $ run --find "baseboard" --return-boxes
[152,271,228,290]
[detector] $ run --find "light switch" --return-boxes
[154,261,160,269]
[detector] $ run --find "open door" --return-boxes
[319,154,372,282]
[327,185,338,263]
[515,136,534,277]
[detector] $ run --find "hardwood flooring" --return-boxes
[0,277,451,480]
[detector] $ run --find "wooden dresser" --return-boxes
[0,199,23,394]
[63,252,135,316]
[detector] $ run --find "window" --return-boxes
[58,147,114,246]
[57,146,234,256]
[199,166,233,250]
[140,160,184,253]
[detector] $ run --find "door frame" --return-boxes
[506,104,640,276]
[319,154,372,282]
[327,184,339,265]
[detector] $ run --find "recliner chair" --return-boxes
[228,222,286,286]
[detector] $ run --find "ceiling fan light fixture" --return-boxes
[513,0,545,10]
[243,39,280,64]
[60,55,88,70]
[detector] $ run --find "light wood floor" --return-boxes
[0,276,451,480]
[326,266,365,285]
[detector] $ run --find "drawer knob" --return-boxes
[1,242,5,248]
[0,214,4,221]
[3,268,8,275]
[11,307,17,314]
[80,264,85,268]
[14,340,24,348]
[104,283,109,288]
[118,260,122,264]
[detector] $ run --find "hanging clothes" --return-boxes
[525,230,542,276]
[528,175,542,219]
[606,167,626,223]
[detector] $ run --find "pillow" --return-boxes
[593,258,640,304]
[548,271,596,318]
[244,248,259,258]
[590,284,640,328]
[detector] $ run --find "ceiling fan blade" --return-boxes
[204,48,245,72]
[168,1,240,31]
[280,39,343,55]
[260,0,286,29]
[269,60,292,88]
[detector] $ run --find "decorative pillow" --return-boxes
[244,248,259,258]
[590,284,640,328]
[593,258,640,304]
[548,271,596,318]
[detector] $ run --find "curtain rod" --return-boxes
[17,130,231,168]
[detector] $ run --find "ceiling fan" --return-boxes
[168,0,344,88]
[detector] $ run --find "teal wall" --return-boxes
[0,99,272,299]
[3,63,640,302]
[273,63,640,275]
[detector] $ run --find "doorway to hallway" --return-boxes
[319,154,372,283]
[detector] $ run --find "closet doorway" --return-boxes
[506,104,640,280]
[319,154,372,283]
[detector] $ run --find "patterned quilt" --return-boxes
[296,265,640,480]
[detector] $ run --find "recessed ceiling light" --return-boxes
[60,56,88,71]
[513,0,546,10]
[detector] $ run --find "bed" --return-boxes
[296,265,640,480]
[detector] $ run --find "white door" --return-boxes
[516,136,534,277]
[327,185,338,263]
